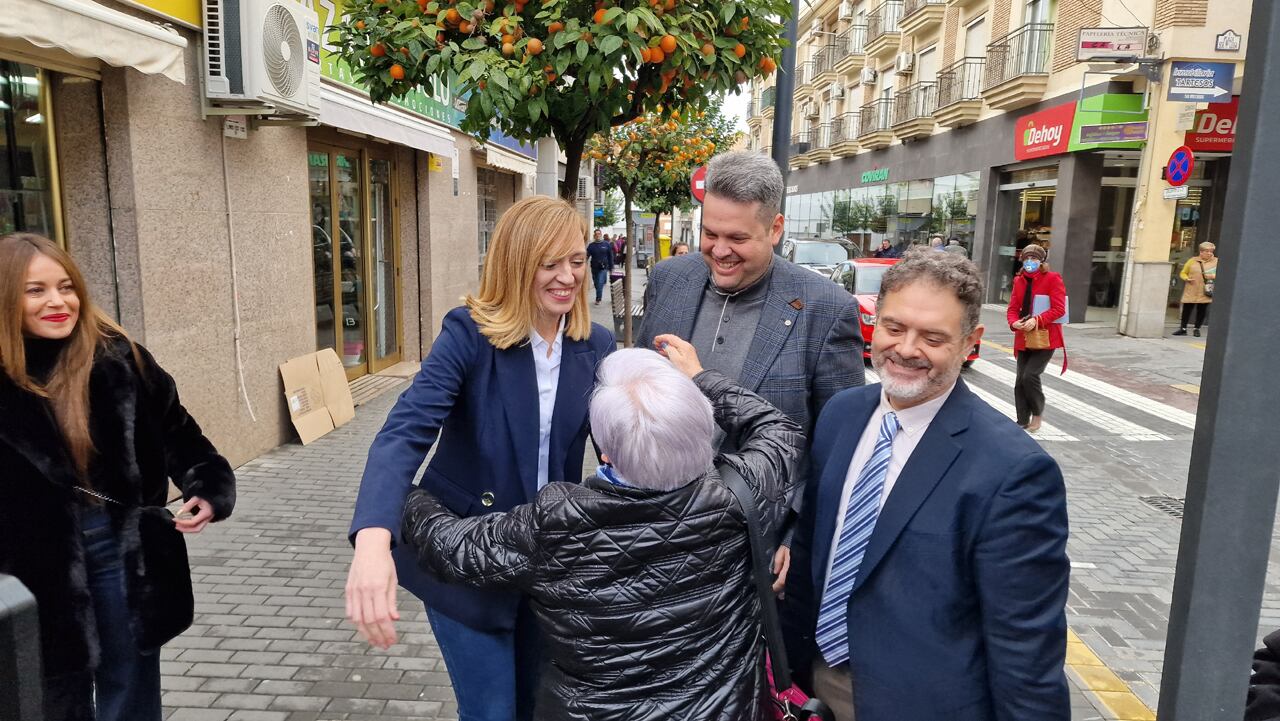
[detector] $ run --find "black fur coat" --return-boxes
[0,335,235,678]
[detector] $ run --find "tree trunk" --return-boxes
[622,189,635,347]
[652,210,664,259]
[559,132,586,202]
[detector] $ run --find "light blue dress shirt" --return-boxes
[530,318,565,490]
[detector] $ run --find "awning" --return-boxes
[0,0,187,82]
[485,144,537,176]
[320,84,457,158]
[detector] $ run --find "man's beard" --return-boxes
[872,348,963,402]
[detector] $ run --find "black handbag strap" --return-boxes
[718,462,795,690]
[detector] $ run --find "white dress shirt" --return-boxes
[821,382,957,599]
[530,318,565,491]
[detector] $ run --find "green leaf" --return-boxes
[575,39,588,62]
[588,71,600,93]
[490,69,509,90]
[603,6,624,24]
[468,58,487,81]
[626,12,638,33]
[555,52,571,75]
[426,53,441,73]
[599,33,624,55]
[714,36,737,48]
[632,7,662,32]
[462,36,488,50]
[553,30,575,49]
[458,2,475,16]
[394,20,414,31]
[530,97,543,121]
[720,3,735,24]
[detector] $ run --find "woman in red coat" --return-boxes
[1005,244,1067,432]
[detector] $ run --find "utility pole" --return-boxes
[1158,3,1280,718]
[769,0,801,255]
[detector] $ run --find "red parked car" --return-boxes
[829,257,980,366]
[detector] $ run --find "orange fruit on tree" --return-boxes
[660,34,677,53]
[701,42,715,56]
[581,31,593,42]
[484,0,495,11]
[355,19,366,29]
[641,47,653,63]
[548,20,563,33]
[740,16,749,29]
[649,47,665,63]
[400,46,410,55]
[437,32,446,43]
[371,42,387,56]
[593,7,607,24]
[389,63,405,79]
[479,80,487,89]
[760,56,776,74]
[445,7,461,22]
[663,0,675,9]
[458,19,472,33]
[546,71,557,81]
[502,33,514,44]
[733,42,746,58]
[526,37,544,54]
[502,41,515,56]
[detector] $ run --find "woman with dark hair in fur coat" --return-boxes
[0,233,236,721]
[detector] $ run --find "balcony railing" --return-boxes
[893,82,937,124]
[830,112,860,144]
[761,86,777,109]
[937,57,985,107]
[902,0,945,20]
[798,60,817,86]
[841,24,868,55]
[859,98,894,136]
[868,0,904,43]
[812,123,833,150]
[813,44,838,76]
[984,22,1054,90]
[790,131,812,156]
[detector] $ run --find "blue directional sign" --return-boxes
[1167,61,1235,103]
[1166,145,1195,187]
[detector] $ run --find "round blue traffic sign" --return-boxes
[1166,145,1195,187]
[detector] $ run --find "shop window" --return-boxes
[477,167,498,267]
[0,61,60,240]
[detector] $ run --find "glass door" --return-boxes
[308,151,336,354]
[368,155,401,371]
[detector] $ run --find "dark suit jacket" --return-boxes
[635,254,863,445]
[783,380,1071,721]
[349,306,615,630]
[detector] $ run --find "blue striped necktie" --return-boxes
[816,411,900,667]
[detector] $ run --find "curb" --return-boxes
[1067,629,1156,720]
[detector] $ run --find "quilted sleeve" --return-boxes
[401,488,540,591]
[696,370,804,522]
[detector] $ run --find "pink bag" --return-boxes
[767,653,815,719]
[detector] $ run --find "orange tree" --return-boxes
[586,107,728,344]
[332,0,786,200]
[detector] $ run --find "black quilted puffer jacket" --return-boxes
[402,369,803,721]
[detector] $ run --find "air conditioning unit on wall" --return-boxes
[895,52,915,73]
[832,84,845,98]
[838,1,853,20]
[202,0,323,119]
[860,67,878,84]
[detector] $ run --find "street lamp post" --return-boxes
[1158,3,1280,717]
[769,0,801,256]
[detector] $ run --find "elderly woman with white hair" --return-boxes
[401,336,803,721]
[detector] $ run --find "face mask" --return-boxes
[1023,259,1041,274]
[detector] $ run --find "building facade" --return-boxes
[747,0,1248,334]
[0,0,585,464]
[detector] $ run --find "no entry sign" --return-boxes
[1166,145,1195,187]
[690,165,707,203]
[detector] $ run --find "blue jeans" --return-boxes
[81,508,163,721]
[425,600,542,721]
[592,267,609,302]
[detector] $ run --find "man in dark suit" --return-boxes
[783,248,1070,721]
[636,150,863,588]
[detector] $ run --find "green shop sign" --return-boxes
[312,0,464,127]
[860,168,890,184]
[1067,92,1148,152]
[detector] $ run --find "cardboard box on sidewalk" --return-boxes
[279,349,355,444]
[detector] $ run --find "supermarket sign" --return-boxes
[1184,97,1238,151]
[1014,103,1075,160]
[1014,93,1149,160]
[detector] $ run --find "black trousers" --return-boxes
[1014,349,1055,425]
[1180,302,1209,329]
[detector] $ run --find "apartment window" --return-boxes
[917,46,938,82]
[964,16,987,58]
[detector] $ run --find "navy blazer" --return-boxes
[350,306,615,630]
[783,380,1071,721]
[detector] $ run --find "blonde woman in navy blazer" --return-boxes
[345,196,615,721]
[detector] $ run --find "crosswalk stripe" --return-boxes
[865,368,1079,442]
[969,359,1171,441]
[986,354,1196,430]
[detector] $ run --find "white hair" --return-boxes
[590,349,716,491]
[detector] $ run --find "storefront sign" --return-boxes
[860,167,890,183]
[1014,103,1076,160]
[1076,27,1147,61]
[1163,185,1190,200]
[1078,121,1147,144]
[1167,61,1235,103]
[120,0,201,29]
[1184,96,1238,151]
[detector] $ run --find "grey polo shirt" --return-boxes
[689,262,774,394]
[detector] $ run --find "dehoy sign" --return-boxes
[1014,102,1077,161]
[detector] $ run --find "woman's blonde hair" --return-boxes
[1199,242,1216,251]
[465,196,592,348]
[0,233,135,479]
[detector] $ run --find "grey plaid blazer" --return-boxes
[636,254,864,444]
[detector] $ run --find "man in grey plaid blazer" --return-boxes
[637,151,863,587]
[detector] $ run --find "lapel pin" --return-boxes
[790,299,805,311]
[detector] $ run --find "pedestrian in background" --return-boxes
[401,340,802,721]
[0,233,236,721]
[345,196,615,721]
[944,238,969,258]
[613,233,627,268]
[587,229,615,306]
[783,249,1070,721]
[1172,241,1218,337]
[1006,243,1067,432]
[669,241,690,257]
[872,239,900,259]
[929,234,945,251]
